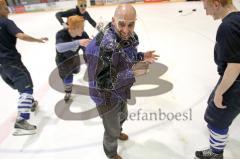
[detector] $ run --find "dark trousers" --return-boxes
[55,53,80,80]
[0,63,33,93]
[97,99,128,158]
[205,78,240,129]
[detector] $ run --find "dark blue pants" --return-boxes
[55,54,80,81]
[204,78,240,129]
[0,63,33,93]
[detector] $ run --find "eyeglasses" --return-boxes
[78,4,87,8]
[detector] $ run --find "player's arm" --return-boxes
[55,9,75,25]
[56,39,91,53]
[16,33,48,43]
[214,24,240,108]
[85,12,97,28]
[214,63,240,107]
[6,19,48,43]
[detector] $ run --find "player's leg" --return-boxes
[3,64,37,136]
[0,65,15,89]
[195,80,240,159]
[56,54,72,101]
[56,54,80,102]
[63,74,73,101]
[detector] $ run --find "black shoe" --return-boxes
[195,148,223,159]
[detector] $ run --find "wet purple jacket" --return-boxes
[85,23,144,107]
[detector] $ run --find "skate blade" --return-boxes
[13,129,36,136]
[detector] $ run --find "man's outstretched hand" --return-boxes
[144,50,159,63]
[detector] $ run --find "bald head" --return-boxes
[112,4,137,40]
[114,4,136,21]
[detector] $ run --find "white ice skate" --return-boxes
[13,120,37,136]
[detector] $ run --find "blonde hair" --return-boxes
[67,15,84,30]
[77,0,86,5]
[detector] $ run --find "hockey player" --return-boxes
[195,0,240,158]
[86,4,158,159]
[0,1,48,135]
[55,15,91,101]
[55,0,102,30]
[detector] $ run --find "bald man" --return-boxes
[86,4,158,159]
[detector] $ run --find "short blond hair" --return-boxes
[67,15,84,30]
[77,0,86,5]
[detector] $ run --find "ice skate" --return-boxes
[64,84,72,102]
[64,92,72,102]
[195,148,223,159]
[13,120,37,136]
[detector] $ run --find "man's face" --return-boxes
[113,18,136,40]
[69,27,84,37]
[203,0,221,20]
[78,2,87,14]
[0,5,9,18]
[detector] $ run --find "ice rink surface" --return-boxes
[0,1,240,159]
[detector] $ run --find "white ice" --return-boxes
[0,2,240,159]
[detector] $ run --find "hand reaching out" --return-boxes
[79,39,92,47]
[144,50,159,63]
[37,37,48,43]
